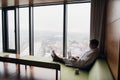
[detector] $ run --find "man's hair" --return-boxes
[90,39,99,47]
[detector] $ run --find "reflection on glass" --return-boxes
[0,10,2,52]
[8,10,15,49]
[19,8,29,55]
[67,3,91,57]
[34,5,63,57]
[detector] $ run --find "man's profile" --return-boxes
[51,39,99,69]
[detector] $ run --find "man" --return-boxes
[51,39,99,69]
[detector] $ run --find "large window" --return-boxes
[2,2,91,57]
[2,8,16,53]
[19,8,29,55]
[0,10,2,52]
[67,3,91,57]
[34,5,63,57]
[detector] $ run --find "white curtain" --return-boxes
[90,0,107,55]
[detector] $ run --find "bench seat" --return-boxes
[21,55,89,80]
[60,63,88,80]
[89,59,114,80]
[0,53,114,80]
[20,55,113,80]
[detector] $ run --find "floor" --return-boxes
[0,62,60,80]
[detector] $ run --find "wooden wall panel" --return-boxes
[105,0,120,80]
[107,0,120,24]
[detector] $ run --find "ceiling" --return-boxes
[0,0,90,7]
[0,0,64,7]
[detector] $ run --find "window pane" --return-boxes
[7,10,15,49]
[34,5,63,57]
[19,8,29,55]
[67,3,91,57]
[0,10,2,52]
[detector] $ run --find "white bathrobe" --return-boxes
[63,48,99,68]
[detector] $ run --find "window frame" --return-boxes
[1,1,91,56]
[2,7,17,53]
[0,10,2,52]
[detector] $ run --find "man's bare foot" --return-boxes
[51,50,58,57]
[51,50,58,61]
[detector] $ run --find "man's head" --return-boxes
[89,39,99,49]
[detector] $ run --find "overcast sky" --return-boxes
[33,3,91,34]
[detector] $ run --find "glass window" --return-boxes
[7,10,15,49]
[19,8,29,55]
[34,5,63,57]
[0,10,2,52]
[67,3,91,57]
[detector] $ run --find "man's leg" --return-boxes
[51,50,65,64]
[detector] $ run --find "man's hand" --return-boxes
[71,56,79,61]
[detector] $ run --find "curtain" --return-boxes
[90,0,107,55]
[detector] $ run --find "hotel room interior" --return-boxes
[0,0,119,80]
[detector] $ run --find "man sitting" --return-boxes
[51,39,99,69]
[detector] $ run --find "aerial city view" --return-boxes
[20,31,89,57]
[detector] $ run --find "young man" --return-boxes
[51,39,99,69]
